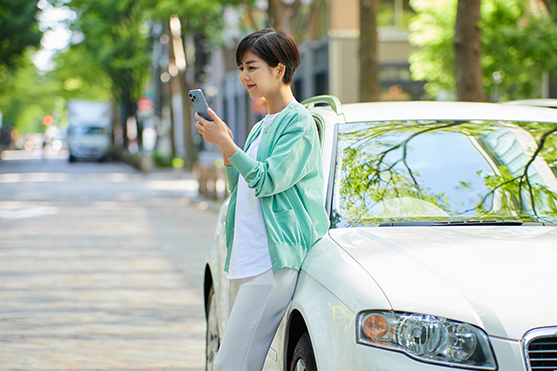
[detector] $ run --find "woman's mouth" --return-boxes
[246,84,256,89]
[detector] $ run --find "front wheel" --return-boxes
[206,286,219,371]
[290,332,317,371]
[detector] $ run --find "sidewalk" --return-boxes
[144,167,225,214]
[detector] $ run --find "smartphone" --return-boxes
[188,89,212,121]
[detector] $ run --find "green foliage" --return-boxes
[408,0,456,97]
[49,43,112,102]
[69,0,151,108]
[482,1,557,100]
[0,0,43,131]
[152,151,173,168]
[145,0,231,49]
[481,164,557,218]
[0,0,230,137]
[514,120,557,169]
[146,0,223,25]
[409,0,557,100]
[0,38,111,134]
[0,51,61,133]
[378,0,416,28]
[0,0,42,71]
[66,0,229,112]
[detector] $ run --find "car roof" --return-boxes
[339,101,557,123]
[502,99,557,109]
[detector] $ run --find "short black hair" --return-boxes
[236,28,300,85]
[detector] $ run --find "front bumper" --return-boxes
[349,336,524,371]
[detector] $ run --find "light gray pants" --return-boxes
[215,268,299,371]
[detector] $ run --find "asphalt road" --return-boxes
[0,149,219,371]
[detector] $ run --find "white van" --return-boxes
[66,100,111,162]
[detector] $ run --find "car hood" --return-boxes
[329,226,557,340]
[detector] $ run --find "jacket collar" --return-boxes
[244,98,298,150]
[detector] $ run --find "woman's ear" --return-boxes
[276,62,286,81]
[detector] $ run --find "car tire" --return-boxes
[69,154,76,162]
[290,332,317,371]
[206,285,219,371]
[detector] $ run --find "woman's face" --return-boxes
[238,50,282,99]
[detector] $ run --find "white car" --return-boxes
[204,97,557,371]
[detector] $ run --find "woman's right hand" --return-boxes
[195,108,240,162]
[195,108,231,146]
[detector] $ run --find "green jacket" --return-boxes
[224,99,330,273]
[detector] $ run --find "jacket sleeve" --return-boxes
[224,165,239,191]
[228,115,317,197]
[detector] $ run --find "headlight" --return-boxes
[356,311,497,369]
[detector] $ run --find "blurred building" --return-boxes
[200,0,425,149]
[146,0,426,159]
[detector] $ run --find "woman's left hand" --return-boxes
[195,108,233,147]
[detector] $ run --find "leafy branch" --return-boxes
[517,125,557,215]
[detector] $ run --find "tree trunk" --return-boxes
[540,0,557,98]
[166,79,177,158]
[359,0,379,102]
[243,0,259,31]
[454,0,483,101]
[165,26,177,158]
[122,99,133,150]
[268,0,288,30]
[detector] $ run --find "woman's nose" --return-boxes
[240,69,248,81]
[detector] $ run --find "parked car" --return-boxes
[204,96,557,371]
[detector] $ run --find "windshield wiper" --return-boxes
[379,220,525,227]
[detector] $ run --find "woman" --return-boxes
[195,28,329,371]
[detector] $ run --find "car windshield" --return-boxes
[331,119,557,228]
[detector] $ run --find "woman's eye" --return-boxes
[248,67,256,71]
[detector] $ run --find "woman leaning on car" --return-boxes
[194,28,329,370]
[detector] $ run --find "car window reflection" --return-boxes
[332,120,557,228]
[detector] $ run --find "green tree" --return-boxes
[0,0,43,135]
[68,0,151,149]
[409,0,557,100]
[49,43,112,102]
[0,52,61,134]
[0,0,42,72]
[482,1,557,100]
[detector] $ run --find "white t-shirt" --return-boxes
[226,112,280,279]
